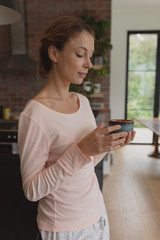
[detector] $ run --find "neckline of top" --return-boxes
[30,92,82,116]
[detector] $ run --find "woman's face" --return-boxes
[54,30,94,85]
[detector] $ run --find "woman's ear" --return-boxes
[48,45,58,63]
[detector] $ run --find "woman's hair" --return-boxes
[37,16,95,79]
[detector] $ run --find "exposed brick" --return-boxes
[0,0,111,114]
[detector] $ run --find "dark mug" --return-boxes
[108,119,134,133]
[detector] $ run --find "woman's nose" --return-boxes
[84,57,93,69]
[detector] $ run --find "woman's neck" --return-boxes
[41,72,70,100]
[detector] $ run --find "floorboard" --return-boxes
[102,144,160,240]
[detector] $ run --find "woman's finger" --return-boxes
[103,131,128,142]
[131,131,136,141]
[103,137,126,152]
[102,125,121,135]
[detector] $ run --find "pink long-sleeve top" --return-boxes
[18,93,106,232]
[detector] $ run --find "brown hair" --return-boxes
[37,16,95,79]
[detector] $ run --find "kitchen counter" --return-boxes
[0,118,18,124]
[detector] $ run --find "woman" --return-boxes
[18,16,135,240]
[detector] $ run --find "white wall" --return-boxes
[110,2,160,119]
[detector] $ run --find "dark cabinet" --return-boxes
[0,150,39,240]
[95,160,103,191]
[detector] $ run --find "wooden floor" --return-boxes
[102,144,160,240]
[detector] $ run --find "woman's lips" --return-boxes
[78,72,87,78]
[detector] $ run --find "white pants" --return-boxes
[39,207,110,240]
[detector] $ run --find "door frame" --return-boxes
[125,30,160,119]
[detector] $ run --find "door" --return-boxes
[125,31,160,144]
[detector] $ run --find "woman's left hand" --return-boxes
[122,130,136,146]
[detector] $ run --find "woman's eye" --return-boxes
[76,54,83,58]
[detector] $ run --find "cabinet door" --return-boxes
[95,160,103,191]
[0,153,39,240]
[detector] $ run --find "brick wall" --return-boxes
[0,0,111,119]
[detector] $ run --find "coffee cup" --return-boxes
[108,119,134,133]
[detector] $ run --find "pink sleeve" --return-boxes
[18,115,91,202]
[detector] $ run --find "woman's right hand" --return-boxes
[77,122,128,157]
